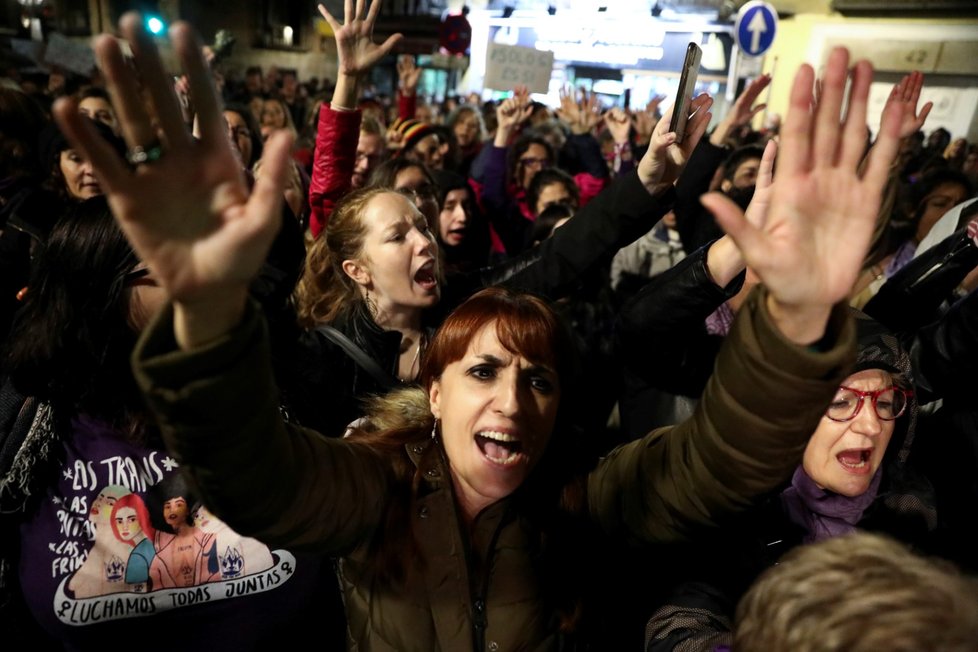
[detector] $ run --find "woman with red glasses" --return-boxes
[644,315,942,652]
[787,321,919,541]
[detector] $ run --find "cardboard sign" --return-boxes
[484,43,554,94]
[44,33,96,76]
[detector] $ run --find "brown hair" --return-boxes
[419,286,574,389]
[360,115,385,138]
[734,533,978,651]
[295,186,395,326]
[347,287,588,629]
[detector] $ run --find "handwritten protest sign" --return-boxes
[484,43,554,94]
[44,33,96,76]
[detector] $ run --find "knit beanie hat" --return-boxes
[391,117,436,156]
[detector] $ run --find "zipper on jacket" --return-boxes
[469,505,512,652]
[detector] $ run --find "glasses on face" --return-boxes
[519,157,549,170]
[825,386,912,422]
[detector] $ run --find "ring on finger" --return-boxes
[126,140,164,166]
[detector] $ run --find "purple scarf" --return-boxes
[705,302,735,336]
[780,465,882,543]
[885,240,917,278]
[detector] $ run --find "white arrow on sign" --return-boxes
[747,10,767,53]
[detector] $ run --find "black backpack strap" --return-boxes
[315,325,398,392]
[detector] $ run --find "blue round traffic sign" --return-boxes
[735,1,777,57]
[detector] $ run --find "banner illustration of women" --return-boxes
[109,493,157,592]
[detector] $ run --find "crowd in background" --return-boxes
[1,2,978,650]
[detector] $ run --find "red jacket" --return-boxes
[308,104,361,238]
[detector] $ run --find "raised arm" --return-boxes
[588,47,905,543]
[469,87,533,249]
[614,140,774,403]
[464,94,714,300]
[396,55,421,120]
[709,73,770,148]
[705,48,903,344]
[674,75,771,253]
[309,0,401,236]
[54,15,290,348]
[54,12,390,550]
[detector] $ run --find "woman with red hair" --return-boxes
[54,5,903,645]
[110,493,156,589]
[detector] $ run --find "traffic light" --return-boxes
[145,14,165,34]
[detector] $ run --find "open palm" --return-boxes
[53,15,292,328]
[321,0,402,77]
[703,48,903,313]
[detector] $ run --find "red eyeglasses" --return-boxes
[825,386,912,422]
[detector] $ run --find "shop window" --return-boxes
[258,0,307,49]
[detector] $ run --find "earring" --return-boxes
[364,291,378,318]
[431,418,438,441]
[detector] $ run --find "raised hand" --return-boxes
[52,14,293,349]
[637,92,713,192]
[701,48,903,343]
[321,0,401,110]
[556,86,602,135]
[885,70,932,140]
[632,95,665,147]
[603,107,632,144]
[710,73,771,147]
[397,55,421,95]
[493,85,532,146]
[319,0,401,78]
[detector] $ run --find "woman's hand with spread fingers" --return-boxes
[701,48,904,344]
[53,14,293,349]
[320,0,402,78]
[323,0,402,109]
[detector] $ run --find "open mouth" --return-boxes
[475,430,525,466]
[414,260,438,290]
[836,448,872,472]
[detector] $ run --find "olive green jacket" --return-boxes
[133,287,854,651]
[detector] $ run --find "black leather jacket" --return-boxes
[615,243,744,438]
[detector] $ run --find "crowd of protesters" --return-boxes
[1,1,978,650]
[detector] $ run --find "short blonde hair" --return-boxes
[734,533,978,652]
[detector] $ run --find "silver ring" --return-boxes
[126,141,164,166]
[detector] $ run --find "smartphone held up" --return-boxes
[669,42,702,144]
